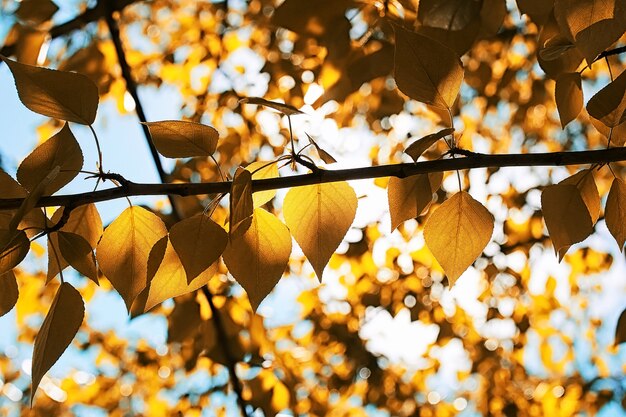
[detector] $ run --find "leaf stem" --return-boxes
[89,124,104,173]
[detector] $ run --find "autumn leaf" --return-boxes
[0,169,27,198]
[0,229,30,275]
[239,97,303,115]
[587,68,626,128]
[555,72,583,128]
[57,231,98,283]
[306,134,337,164]
[554,0,626,63]
[284,181,357,281]
[541,182,594,260]
[143,120,219,158]
[404,128,455,161]
[31,282,84,404]
[424,192,494,284]
[16,124,83,195]
[144,239,218,312]
[230,168,253,238]
[393,25,464,109]
[388,172,443,231]
[15,0,59,25]
[0,271,18,317]
[169,213,227,283]
[1,55,99,124]
[540,35,576,61]
[605,178,626,250]
[246,161,280,208]
[223,208,292,311]
[96,206,167,311]
[561,169,600,224]
[47,204,102,282]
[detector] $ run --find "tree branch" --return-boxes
[2,147,626,210]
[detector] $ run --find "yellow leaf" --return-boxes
[57,231,98,283]
[239,97,303,115]
[555,72,583,128]
[1,56,99,125]
[144,239,218,312]
[96,206,167,311]
[31,282,84,405]
[143,120,219,158]
[587,68,626,128]
[230,168,253,238]
[615,308,626,346]
[283,181,357,281]
[16,124,82,195]
[554,0,626,63]
[423,192,494,284]
[404,128,454,161]
[561,169,600,224]
[393,26,464,109]
[388,172,443,231]
[47,204,102,281]
[246,161,280,208]
[223,208,292,311]
[605,178,626,250]
[0,229,30,275]
[0,271,18,317]
[541,183,593,260]
[169,214,227,283]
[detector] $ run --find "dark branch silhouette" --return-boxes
[1,146,625,211]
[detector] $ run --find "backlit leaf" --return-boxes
[96,206,167,311]
[47,204,102,282]
[587,69,626,128]
[283,181,357,281]
[605,178,626,250]
[9,166,60,233]
[540,35,576,61]
[246,161,280,208]
[306,134,337,164]
[144,239,218,312]
[239,97,303,115]
[169,214,227,283]
[143,120,219,158]
[541,183,593,260]
[616,308,626,345]
[418,0,481,31]
[555,72,583,128]
[554,0,626,63]
[57,231,98,283]
[423,192,494,284]
[393,26,464,109]
[223,208,292,311]
[16,124,83,195]
[388,172,443,231]
[561,169,600,224]
[31,282,83,404]
[1,56,98,124]
[230,168,253,238]
[0,229,30,275]
[404,128,455,161]
[0,271,18,317]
